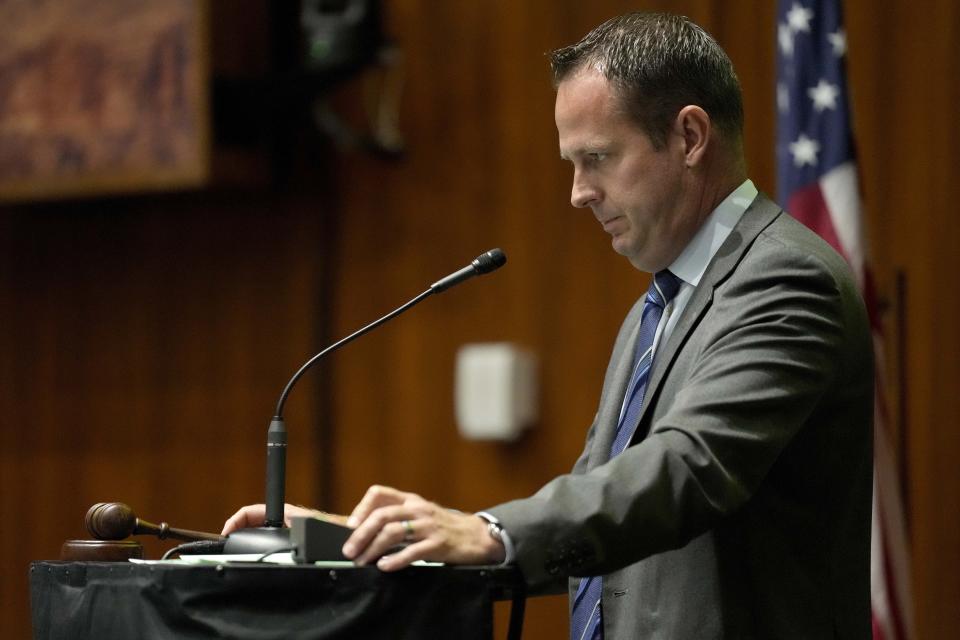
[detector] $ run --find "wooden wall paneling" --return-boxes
[0,192,330,638]
[891,3,958,638]
[915,4,960,635]
[0,2,334,636]
[846,2,960,637]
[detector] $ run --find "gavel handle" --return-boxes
[134,519,224,542]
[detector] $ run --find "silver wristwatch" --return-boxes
[477,513,504,543]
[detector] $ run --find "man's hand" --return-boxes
[221,503,347,536]
[342,485,506,571]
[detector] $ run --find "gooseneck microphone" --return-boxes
[225,249,506,554]
[429,248,507,293]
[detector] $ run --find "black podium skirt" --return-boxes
[30,561,524,640]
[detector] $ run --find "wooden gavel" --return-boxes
[85,502,223,542]
[61,502,223,561]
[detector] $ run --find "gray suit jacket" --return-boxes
[487,194,873,639]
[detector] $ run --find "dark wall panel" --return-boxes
[0,194,331,637]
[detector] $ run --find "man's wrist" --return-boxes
[475,512,514,564]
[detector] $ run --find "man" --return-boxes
[224,12,873,639]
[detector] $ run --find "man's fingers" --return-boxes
[222,503,322,536]
[353,516,436,567]
[340,487,489,569]
[282,504,327,527]
[221,504,266,535]
[376,538,438,572]
[351,519,410,565]
[346,485,407,528]
[343,503,411,562]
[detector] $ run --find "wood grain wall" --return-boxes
[2,1,958,639]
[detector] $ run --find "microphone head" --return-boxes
[472,248,507,274]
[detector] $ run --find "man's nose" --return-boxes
[570,171,599,208]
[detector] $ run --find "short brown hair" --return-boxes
[551,12,744,150]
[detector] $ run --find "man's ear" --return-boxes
[673,105,711,167]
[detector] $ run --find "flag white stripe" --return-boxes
[872,346,915,637]
[819,162,866,287]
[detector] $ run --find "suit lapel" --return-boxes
[587,299,646,468]
[634,194,784,433]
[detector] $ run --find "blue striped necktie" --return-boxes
[569,269,683,640]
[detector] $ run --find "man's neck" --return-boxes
[694,137,748,219]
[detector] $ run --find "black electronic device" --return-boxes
[290,516,353,563]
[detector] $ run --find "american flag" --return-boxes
[775,2,914,639]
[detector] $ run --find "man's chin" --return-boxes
[611,239,656,273]
[611,237,638,261]
[610,235,631,255]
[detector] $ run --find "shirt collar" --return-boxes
[668,179,758,287]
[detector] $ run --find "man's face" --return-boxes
[556,69,698,273]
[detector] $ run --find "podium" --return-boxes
[30,561,526,640]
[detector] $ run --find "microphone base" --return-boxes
[223,526,291,555]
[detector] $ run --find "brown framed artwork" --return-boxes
[0,0,210,202]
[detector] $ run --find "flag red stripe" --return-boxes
[786,182,849,262]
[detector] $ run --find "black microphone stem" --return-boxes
[273,288,433,419]
[264,288,434,527]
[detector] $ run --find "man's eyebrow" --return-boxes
[559,146,590,159]
[559,144,608,161]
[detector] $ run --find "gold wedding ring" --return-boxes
[401,519,415,542]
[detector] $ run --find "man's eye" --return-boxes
[588,153,607,163]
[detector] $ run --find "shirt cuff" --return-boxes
[475,511,516,565]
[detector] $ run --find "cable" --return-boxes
[161,540,226,561]
[255,545,298,563]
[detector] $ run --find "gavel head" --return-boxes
[85,502,137,540]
